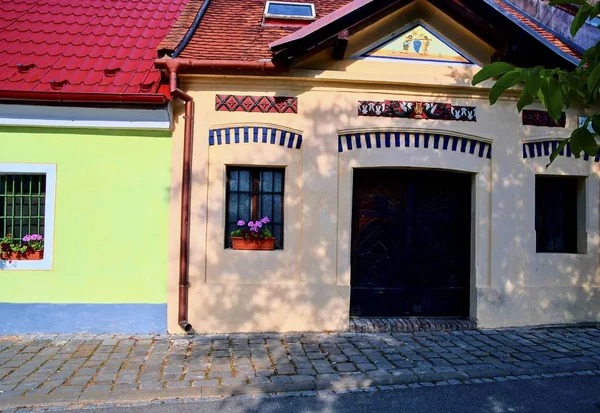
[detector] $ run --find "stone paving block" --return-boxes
[166,380,190,388]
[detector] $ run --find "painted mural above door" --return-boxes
[362,24,473,64]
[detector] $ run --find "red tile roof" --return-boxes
[176,0,352,61]
[171,0,581,65]
[0,0,188,100]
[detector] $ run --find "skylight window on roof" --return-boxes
[265,1,315,20]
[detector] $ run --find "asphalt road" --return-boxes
[73,376,600,413]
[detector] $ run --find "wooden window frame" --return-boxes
[225,166,285,249]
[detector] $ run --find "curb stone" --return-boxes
[1,362,600,410]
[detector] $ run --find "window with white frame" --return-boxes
[264,1,316,20]
[0,163,56,270]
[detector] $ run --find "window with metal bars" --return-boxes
[225,167,284,249]
[0,174,46,241]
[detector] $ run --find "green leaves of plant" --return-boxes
[588,64,600,96]
[570,126,598,158]
[517,88,534,112]
[472,62,514,85]
[489,70,523,104]
[541,77,563,121]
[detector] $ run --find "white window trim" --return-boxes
[264,1,316,20]
[0,163,56,271]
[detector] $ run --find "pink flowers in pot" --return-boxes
[0,233,44,260]
[231,216,274,241]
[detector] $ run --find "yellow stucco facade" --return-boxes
[167,5,600,333]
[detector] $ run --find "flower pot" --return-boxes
[0,250,44,261]
[231,237,275,251]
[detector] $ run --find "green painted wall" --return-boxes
[0,127,171,304]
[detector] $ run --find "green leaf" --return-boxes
[489,70,522,104]
[570,128,585,158]
[523,70,541,96]
[572,5,593,37]
[540,77,563,122]
[576,127,599,155]
[591,116,600,135]
[472,62,514,86]
[588,64,600,95]
[547,139,569,168]
[517,88,534,112]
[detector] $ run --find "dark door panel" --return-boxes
[350,169,471,317]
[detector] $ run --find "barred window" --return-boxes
[225,167,284,249]
[0,174,46,240]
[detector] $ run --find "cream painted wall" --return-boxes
[166,14,600,331]
[166,69,600,333]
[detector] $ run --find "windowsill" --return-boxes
[535,251,587,256]
[224,248,284,252]
[0,257,53,270]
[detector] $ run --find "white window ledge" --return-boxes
[0,163,56,271]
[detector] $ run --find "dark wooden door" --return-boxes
[350,169,472,317]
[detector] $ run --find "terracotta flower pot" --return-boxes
[231,237,275,251]
[1,250,44,261]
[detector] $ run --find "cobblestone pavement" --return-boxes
[0,325,599,409]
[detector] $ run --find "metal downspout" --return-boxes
[169,69,194,333]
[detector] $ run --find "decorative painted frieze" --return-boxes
[338,131,491,158]
[358,101,476,122]
[209,126,302,149]
[522,140,600,162]
[215,95,298,114]
[522,110,566,127]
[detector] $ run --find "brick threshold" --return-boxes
[350,317,477,333]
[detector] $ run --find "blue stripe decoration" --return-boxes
[338,132,492,159]
[365,133,372,149]
[209,127,303,149]
[279,130,287,147]
[522,140,600,162]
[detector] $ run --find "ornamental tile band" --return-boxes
[522,140,600,161]
[338,131,491,158]
[209,126,302,149]
[215,95,298,114]
[358,101,476,122]
[522,110,566,127]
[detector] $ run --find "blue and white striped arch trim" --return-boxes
[209,126,302,149]
[523,140,600,162]
[338,132,491,159]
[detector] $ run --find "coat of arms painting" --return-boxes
[363,24,472,64]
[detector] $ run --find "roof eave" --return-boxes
[0,91,169,105]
